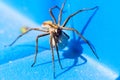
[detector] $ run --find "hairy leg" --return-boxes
[49,6,60,24]
[5,28,48,47]
[62,6,98,27]
[58,0,66,26]
[53,33,63,69]
[50,33,56,78]
[31,33,50,67]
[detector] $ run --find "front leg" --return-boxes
[49,6,60,24]
[58,0,66,26]
[5,28,48,47]
[31,33,50,67]
[50,33,56,78]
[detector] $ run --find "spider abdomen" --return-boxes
[57,31,69,49]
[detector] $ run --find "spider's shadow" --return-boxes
[55,39,87,78]
[55,6,99,78]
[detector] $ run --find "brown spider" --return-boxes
[7,0,99,78]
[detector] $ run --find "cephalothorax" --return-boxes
[7,0,99,78]
[42,21,69,49]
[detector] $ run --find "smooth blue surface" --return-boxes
[0,50,118,80]
[0,0,120,80]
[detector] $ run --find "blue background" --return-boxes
[0,0,120,80]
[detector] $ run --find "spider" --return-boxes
[7,0,99,78]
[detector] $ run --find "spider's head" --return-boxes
[42,21,52,26]
[42,20,58,29]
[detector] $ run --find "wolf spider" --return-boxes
[7,0,99,78]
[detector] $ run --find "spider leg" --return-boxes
[62,6,98,27]
[53,33,63,69]
[5,28,48,47]
[31,33,50,67]
[49,6,61,24]
[50,33,56,78]
[61,27,99,59]
[58,0,66,26]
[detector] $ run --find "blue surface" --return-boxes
[0,0,120,80]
